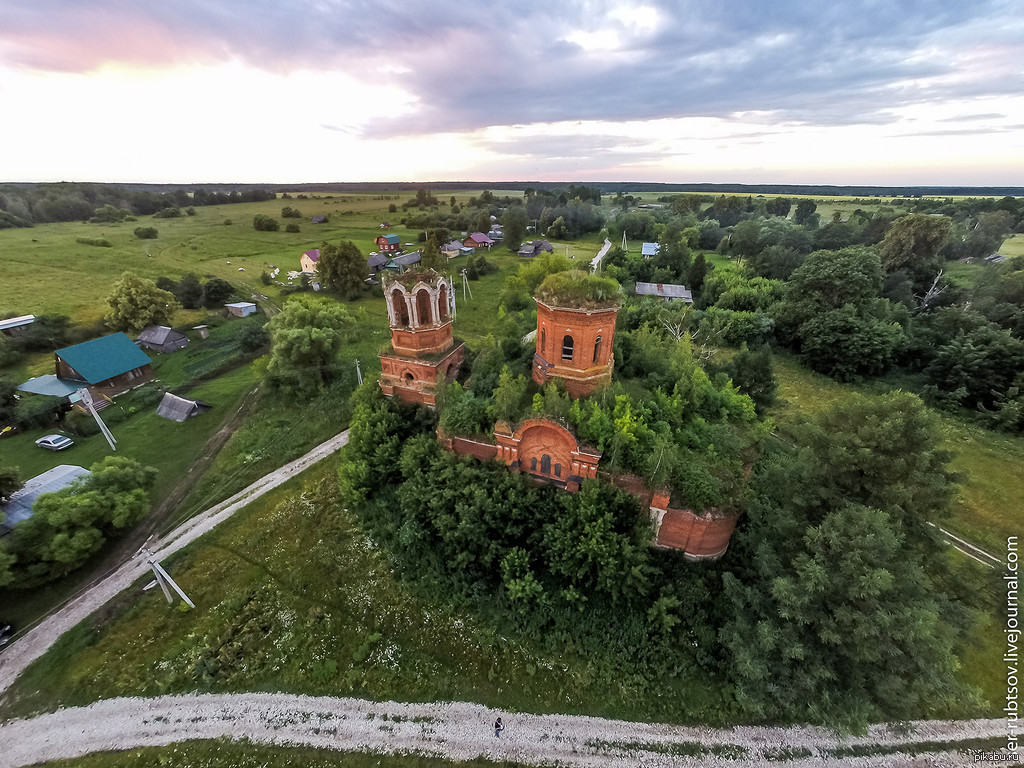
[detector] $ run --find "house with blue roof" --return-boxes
[54,332,153,399]
[376,233,401,252]
[1,465,91,536]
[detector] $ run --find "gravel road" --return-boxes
[0,693,1005,767]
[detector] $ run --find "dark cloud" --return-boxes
[1,0,1020,134]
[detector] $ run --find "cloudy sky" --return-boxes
[1,0,1022,185]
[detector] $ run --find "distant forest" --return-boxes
[1,181,1021,229]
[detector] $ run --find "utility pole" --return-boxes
[355,359,363,386]
[76,388,116,451]
[139,548,195,608]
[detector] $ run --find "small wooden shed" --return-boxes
[225,302,258,318]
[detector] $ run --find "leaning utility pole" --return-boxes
[139,547,195,608]
[76,388,116,451]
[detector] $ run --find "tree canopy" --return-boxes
[265,295,353,393]
[316,239,366,298]
[104,272,181,333]
[6,456,156,586]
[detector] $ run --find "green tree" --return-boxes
[923,325,1024,411]
[420,235,444,271]
[800,303,902,380]
[174,272,204,309]
[253,214,279,231]
[265,295,352,393]
[316,239,367,297]
[719,343,777,414]
[0,541,13,588]
[0,378,18,427]
[688,252,707,291]
[202,278,234,307]
[7,456,156,585]
[0,464,20,503]
[502,205,530,250]
[490,365,528,423]
[542,480,650,603]
[722,501,968,730]
[104,272,180,333]
[721,392,969,728]
[793,199,817,225]
[730,219,762,259]
[879,214,951,285]
[788,246,883,309]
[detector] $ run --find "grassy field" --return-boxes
[36,741,532,768]
[0,463,732,726]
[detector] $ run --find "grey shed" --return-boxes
[137,325,189,353]
[156,393,211,422]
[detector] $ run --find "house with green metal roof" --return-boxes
[54,332,153,399]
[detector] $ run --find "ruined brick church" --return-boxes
[378,268,739,561]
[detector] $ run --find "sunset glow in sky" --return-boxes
[1,0,1023,185]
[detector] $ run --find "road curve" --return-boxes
[0,431,349,696]
[0,692,1004,768]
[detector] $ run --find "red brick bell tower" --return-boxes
[531,271,620,399]
[378,269,465,406]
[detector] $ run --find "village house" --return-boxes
[300,249,319,273]
[376,233,401,252]
[367,253,389,275]
[385,251,421,272]
[518,240,555,258]
[634,282,694,304]
[225,302,258,318]
[441,240,463,260]
[136,325,189,353]
[464,232,494,249]
[54,333,154,399]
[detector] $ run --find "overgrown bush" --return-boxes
[253,215,279,232]
[75,237,113,247]
[133,226,158,239]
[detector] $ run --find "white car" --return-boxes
[35,434,74,451]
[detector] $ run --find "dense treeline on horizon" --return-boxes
[0,182,275,227]
[2,180,1021,202]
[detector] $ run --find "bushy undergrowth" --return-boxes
[339,386,731,710]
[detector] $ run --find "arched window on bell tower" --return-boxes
[593,335,602,363]
[416,288,432,326]
[392,289,409,326]
[561,335,574,361]
[540,327,546,354]
[438,283,449,320]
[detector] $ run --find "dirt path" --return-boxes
[0,693,1004,767]
[0,430,349,698]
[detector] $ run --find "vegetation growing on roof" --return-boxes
[535,270,620,309]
